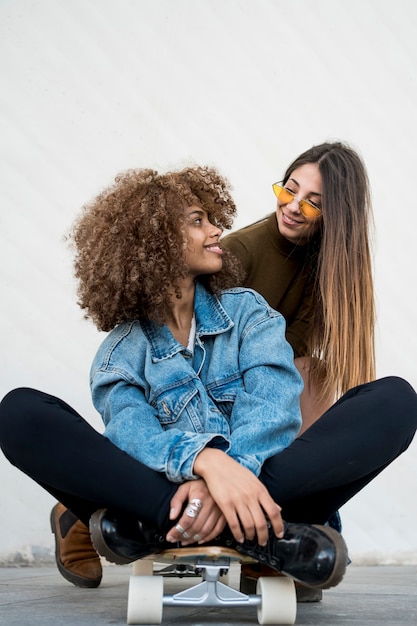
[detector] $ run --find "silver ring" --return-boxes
[185,505,200,518]
[189,498,202,510]
[175,523,186,534]
[193,533,201,542]
[182,531,191,539]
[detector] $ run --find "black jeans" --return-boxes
[0,377,416,533]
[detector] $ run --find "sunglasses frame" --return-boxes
[272,182,322,218]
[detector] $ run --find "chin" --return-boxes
[280,226,308,246]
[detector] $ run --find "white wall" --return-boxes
[1,0,416,566]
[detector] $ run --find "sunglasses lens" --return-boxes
[273,185,294,204]
[300,202,321,218]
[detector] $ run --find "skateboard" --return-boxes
[126,545,297,625]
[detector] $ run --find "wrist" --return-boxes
[194,447,224,477]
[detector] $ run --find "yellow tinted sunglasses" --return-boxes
[272,183,322,218]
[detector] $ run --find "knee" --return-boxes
[1,387,37,413]
[374,376,416,403]
[372,376,417,436]
[0,387,39,447]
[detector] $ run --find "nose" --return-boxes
[210,223,222,238]
[286,197,302,213]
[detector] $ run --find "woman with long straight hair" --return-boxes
[223,142,375,432]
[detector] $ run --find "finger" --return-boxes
[234,506,257,542]
[239,504,272,545]
[263,501,284,539]
[166,504,208,543]
[169,485,189,521]
[166,520,192,543]
[223,510,245,544]
[167,518,204,544]
[196,516,227,544]
[176,507,216,545]
[234,495,280,546]
[246,496,283,545]
[179,510,223,546]
[252,509,269,546]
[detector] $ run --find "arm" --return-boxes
[284,277,314,359]
[95,377,228,483]
[224,295,304,473]
[90,337,229,483]
[295,356,336,434]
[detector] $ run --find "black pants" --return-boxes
[0,377,416,533]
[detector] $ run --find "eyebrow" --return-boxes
[288,177,322,197]
[187,208,206,217]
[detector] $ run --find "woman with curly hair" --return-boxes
[70,166,241,331]
[0,165,415,605]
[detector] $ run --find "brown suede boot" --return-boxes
[50,503,102,588]
[240,563,323,602]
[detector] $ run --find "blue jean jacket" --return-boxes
[90,284,303,483]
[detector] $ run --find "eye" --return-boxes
[282,188,297,202]
[284,186,296,196]
[307,199,321,210]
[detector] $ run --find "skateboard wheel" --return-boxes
[132,559,153,576]
[256,576,297,625]
[127,575,163,624]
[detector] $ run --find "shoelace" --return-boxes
[235,536,282,570]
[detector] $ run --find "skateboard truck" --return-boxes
[162,557,259,608]
[127,550,297,624]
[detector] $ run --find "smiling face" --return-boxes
[276,163,323,245]
[182,205,224,278]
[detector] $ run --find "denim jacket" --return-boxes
[90,284,303,483]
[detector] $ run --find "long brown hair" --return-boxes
[283,142,375,398]
[68,166,241,331]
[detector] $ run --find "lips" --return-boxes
[205,243,223,253]
[281,211,304,226]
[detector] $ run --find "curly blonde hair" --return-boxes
[68,166,242,331]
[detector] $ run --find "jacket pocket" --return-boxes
[207,373,243,418]
[152,380,202,430]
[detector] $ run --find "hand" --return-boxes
[165,479,227,545]
[193,448,283,546]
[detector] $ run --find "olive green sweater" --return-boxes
[222,213,313,358]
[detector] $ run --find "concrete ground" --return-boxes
[0,563,416,625]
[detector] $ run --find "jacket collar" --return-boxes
[142,282,234,361]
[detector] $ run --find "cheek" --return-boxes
[183,234,196,251]
[307,217,322,236]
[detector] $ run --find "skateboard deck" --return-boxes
[127,545,297,625]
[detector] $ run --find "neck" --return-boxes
[166,280,196,347]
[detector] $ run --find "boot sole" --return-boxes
[89,508,136,565]
[50,506,102,588]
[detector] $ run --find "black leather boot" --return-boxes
[223,521,348,590]
[89,508,174,565]
[90,509,347,590]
